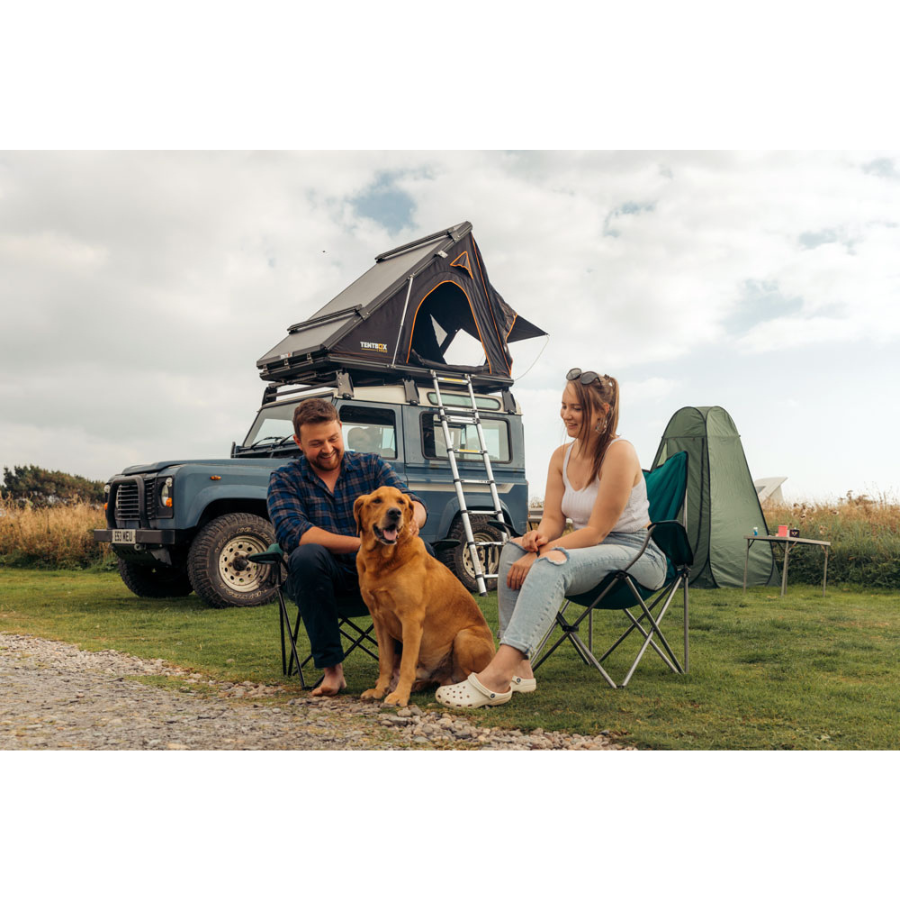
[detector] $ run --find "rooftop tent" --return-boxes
[651,406,778,589]
[257,222,546,389]
[754,476,787,505]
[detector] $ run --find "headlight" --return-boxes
[160,477,173,508]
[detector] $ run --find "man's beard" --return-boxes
[311,448,342,472]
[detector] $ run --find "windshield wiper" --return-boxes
[234,435,295,456]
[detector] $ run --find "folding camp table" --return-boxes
[743,534,831,597]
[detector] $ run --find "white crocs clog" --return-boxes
[509,675,537,693]
[435,673,513,709]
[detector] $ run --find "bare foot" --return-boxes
[310,664,346,697]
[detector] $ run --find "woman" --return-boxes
[436,368,667,708]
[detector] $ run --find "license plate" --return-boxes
[112,529,136,543]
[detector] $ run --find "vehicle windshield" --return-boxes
[241,404,296,448]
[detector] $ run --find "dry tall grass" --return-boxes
[763,492,900,589]
[765,491,900,534]
[0,495,114,569]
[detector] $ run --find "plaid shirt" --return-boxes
[267,451,424,555]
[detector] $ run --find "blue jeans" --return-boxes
[498,532,668,657]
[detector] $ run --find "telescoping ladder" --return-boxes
[431,371,510,595]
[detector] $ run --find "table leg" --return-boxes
[823,547,829,596]
[781,542,790,597]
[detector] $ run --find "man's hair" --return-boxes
[293,398,339,437]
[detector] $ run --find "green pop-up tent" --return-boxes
[651,406,778,588]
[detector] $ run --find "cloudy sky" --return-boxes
[2,150,898,503]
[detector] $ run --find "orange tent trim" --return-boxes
[450,251,473,278]
[404,278,493,374]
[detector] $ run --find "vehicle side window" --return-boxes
[340,406,397,459]
[421,413,510,463]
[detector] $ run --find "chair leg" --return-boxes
[338,619,379,662]
[638,592,684,674]
[531,609,618,688]
[619,604,679,673]
[567,632,618,688]
[278,590,307,689]
[620,597,681,688]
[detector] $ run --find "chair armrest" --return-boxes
[618,528,654,573]
[486,519,518,536]
[432,539,461,553]
[247,542,284,565]
[649,521,694,567]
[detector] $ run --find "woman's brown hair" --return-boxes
[571,373,620,485]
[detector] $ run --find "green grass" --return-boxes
[2,568,898,750]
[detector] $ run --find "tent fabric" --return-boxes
[651,406,778,589]
[257,222,545,385]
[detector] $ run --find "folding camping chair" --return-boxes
[247,544,378,689]
[531,451,693,688]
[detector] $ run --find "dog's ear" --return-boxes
[353,494,367,535]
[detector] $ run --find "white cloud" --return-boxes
[1,150,898,499]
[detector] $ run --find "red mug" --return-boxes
[777,525,789,537]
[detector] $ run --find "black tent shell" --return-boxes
[257,222,545,389]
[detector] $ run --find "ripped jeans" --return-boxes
[498,532,668,657]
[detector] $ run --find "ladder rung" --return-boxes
[445,414,478,424]
[460,478,491,485]
[432,372,470,380]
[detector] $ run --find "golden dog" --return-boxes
[353,486,495,707]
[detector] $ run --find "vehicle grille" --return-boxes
[114,478,157,523]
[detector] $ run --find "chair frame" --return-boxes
[531,455,692,689]
[277,589,378,689]
[252,546,379,690]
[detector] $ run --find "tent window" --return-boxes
[409,282,486,369]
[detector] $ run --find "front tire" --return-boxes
[439,516,505,593]
[117,558,194,599]
[187,513,277,608]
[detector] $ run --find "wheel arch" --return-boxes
[194,497,271,532]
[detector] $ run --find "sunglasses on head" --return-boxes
[566,368,603,386]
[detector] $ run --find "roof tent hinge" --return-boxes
[287,305,363,333]
[263,384,278,404]
[435,250,448,258]
[375,221,472,262]
[501,389,516,414]
[403,378,419,405]
[335,370,354,399]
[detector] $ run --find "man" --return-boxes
[267,398,427,696]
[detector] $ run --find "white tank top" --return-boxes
[560,438,650,533]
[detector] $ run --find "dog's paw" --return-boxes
[361,688,387,701]
[383,691,409,707]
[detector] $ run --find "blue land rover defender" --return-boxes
[94,222,545,607]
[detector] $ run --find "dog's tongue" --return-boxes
[382,527,399,542]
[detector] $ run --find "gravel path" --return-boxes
[0,632,632,751]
